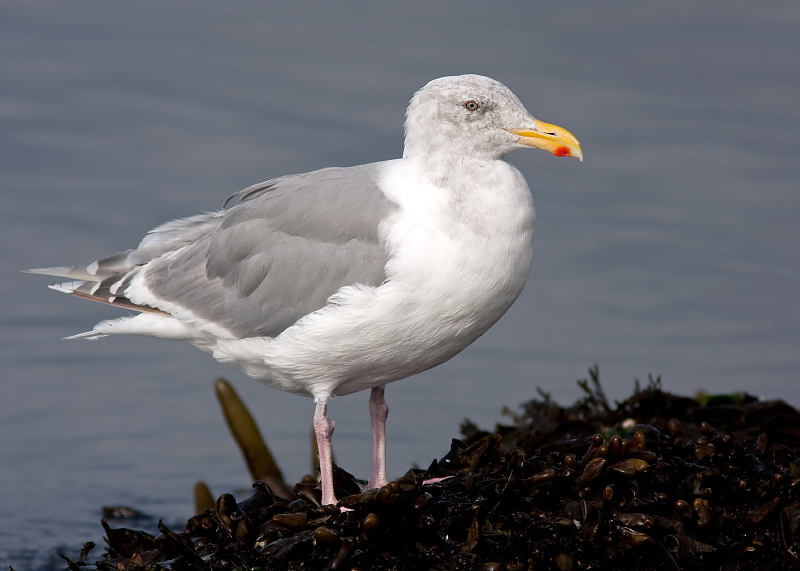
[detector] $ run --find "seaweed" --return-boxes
[55,368,800,571]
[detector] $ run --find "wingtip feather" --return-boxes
[48,282,84,294]
[26,266,103,282]
[25,266,73,276]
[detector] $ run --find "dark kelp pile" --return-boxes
[59,368,800,571]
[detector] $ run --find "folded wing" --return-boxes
[32,163,397,340]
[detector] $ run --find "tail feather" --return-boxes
[64,314,215,346]
[64,329,110,340]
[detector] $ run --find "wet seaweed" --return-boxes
[57,368,800,570]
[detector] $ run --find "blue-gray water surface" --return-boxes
[1,2,799,567]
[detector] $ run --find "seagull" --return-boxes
[28,75,582,506]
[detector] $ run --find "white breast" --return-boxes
[212,158,535,401]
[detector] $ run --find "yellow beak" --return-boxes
[509,119,583,161]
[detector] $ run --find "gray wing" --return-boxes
[143,163,397,338]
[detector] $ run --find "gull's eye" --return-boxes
[463,100,479,112]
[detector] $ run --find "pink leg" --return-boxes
[313,400,337,506]
[422,475,454,485]
[367,385,389,489]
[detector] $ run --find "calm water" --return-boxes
[1,2,798,567]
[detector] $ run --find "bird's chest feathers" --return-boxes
[379,160,535,328]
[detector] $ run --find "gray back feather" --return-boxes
[144,163,397,338]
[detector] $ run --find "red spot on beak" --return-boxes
[553,145,571,157]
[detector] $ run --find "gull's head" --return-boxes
[404,74,582,163]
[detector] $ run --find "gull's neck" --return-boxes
[401,150,507,190]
